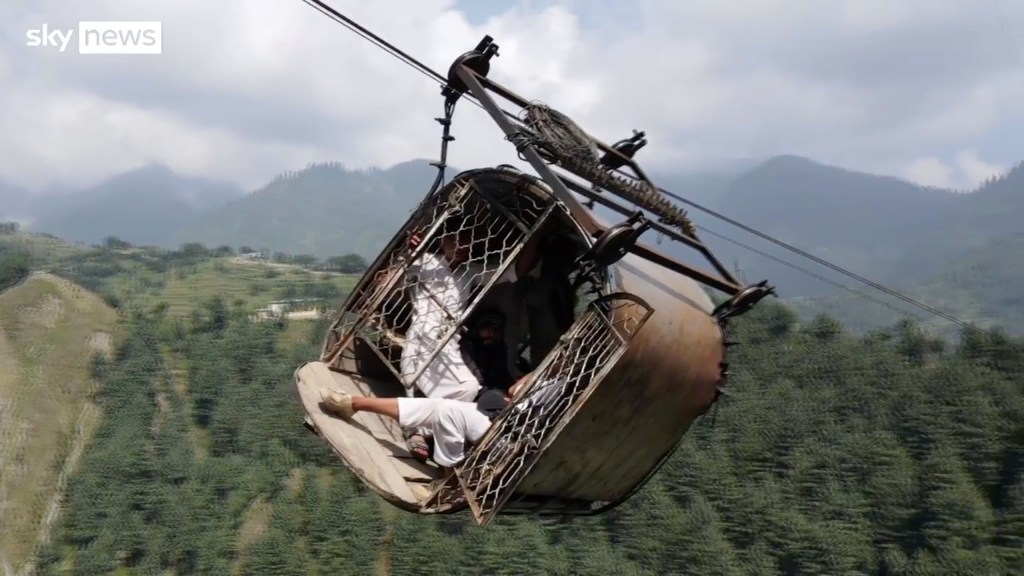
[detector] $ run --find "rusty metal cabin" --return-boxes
[295,36,774,526]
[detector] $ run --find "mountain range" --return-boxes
[3,164,247,248]
[691,155,1023,295]
[2,155,1021,334]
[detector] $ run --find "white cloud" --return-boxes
[0,88,321,189]
[902,156,956,189]
[901,148,1009,191]
[0,0,1020,192]
[955,149,1004,189]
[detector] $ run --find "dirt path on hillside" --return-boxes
[14,402,96,576]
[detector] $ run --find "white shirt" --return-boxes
[405,252,517,341]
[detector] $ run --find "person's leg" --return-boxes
[347,395,487,437]
[404,337,481,460]
[322,392,430,427]
[403,398,491,467]
[351,396,399,419]
[401,310,480,460]
[418,338,481,401]
[321,391,492,467]
[399,325,435,459]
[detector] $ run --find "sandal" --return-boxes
[406,433,432,463]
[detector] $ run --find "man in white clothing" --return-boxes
[400,221,516,402]
[321,374,541,469]
[398,215,547,460]
[324,391,493,469]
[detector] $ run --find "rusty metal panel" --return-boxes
[431,292,653,525]
[514,251,724,502]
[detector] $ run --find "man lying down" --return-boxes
[319,372,567,470]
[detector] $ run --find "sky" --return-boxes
[0,0,1021,193]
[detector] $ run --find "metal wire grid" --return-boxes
[432,293,653,525]
[322,177,554,393]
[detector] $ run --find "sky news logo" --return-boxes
[26,22,162,54]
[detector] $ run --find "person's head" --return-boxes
[475,387,510,420]
[440,217,471,263]
[470,308,505,345]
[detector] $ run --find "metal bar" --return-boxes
[556,172,703,250]
[467,179,532,235]
[473,73,655,189]
[455,65,602,237]
[406,202,557,386]
[355,325,409,384]
[474,72,531,109]
[423,99,458,198]
[553,171,741,290]
[323,185,472,364]
[629,242,739,294]
[456,469,486,520]
[459,67,742,294]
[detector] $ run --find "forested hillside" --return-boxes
[32,294,1024,575]
[698,157,1024,298]
[790,233,1024,337]
[2,155,1021,573]
[0,271,117,574]
[177,154,1024,331]
[24,165,246,249]
[176,161,438,259]
[8,155,1022,330]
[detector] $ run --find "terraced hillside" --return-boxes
[0,232,87,265]
[104,256,359,317]
[0,273,117,575]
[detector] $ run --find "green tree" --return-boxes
[0,248,30,290]
[326,253,369,273]
[103,235,132,249]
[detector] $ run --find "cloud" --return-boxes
[902,157,956,189]
[902,148,1010,191]
[956,149,1005,188]
[0,0,1021,191]
[0,87,323,188]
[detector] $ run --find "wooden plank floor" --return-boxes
[295,361,439,510]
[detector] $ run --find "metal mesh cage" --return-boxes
[322,175,556,392]
[426,293,653,525]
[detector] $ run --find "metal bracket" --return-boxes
[712,280,776,321]
[600,130,647,170]
[580,212,651,268]
[442,35,499,104]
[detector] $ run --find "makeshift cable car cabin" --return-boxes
[295,36,774,526]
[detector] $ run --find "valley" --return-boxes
[0,153,1020,574]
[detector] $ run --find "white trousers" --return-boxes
[400,333,480,402]
[397,398,491,467]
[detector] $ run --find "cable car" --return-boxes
[295,36,774,526]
